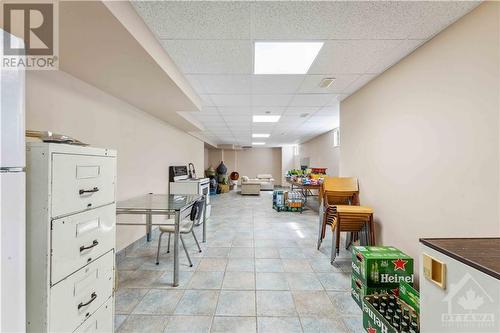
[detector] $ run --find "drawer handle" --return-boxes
[79,187,99,195]
[78,292,97,310]
[80,240,99,252]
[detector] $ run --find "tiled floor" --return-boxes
[115,190,362,333]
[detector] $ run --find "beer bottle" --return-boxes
[372,302,379,310]
[380,302,387,311]
[373,262,379,283]
[379,308,386,317]
[409,329,417,333]
[381,295,389,303]
[395,308,403,317]
[393,315,401,325]
[388,302,396,310]
[393,322,400,331]
[410,320,419,333]
[387,309,394,317]
[389,295,396,302]
[403,315,410,323]
[384,315,392,323]
[401,321,409,331]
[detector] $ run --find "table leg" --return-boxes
[146,212,152,242]
[173,210,180,287]
[202,195,207,243]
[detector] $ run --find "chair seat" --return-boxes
[334,205,373,214]
[159,219,193,233]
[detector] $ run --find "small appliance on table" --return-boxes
[169,165,211,228]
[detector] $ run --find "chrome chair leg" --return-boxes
[167,233,171,253]
[180,235,193,267]
[156,232,163,265]
[192,230,202,253]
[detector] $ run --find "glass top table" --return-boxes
[117,193,202,212]
[116,193,205,287]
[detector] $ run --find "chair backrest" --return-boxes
[322,177,358,192]
[321,177,359,206]
[190,197,206,226]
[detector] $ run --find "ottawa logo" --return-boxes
[392,258,407,271]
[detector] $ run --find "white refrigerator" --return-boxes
[0,30,26,332]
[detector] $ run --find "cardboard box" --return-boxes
[352,246,414,287]
[351,274,398,309]
[362,286,420,333]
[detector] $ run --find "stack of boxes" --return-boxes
[351,246,414,308]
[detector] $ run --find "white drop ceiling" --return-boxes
[132,0,479,147]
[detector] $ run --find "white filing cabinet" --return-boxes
[26,143,117,333]
[420,238,500,333]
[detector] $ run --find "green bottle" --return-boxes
[373,262,379,283]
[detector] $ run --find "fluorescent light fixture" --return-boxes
[253,115,281,123]
[254,42,324,74]
[252,133,270,138]
[252,142,266,145]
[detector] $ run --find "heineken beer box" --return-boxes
[351,274,397,309]
[362,285,420,333]
[352,246,414,286]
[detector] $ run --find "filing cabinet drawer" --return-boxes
[51,153,116,218]
[51,204,116,284]
[49,251,114,333]
[73,297,113,333]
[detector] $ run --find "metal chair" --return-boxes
[329,205,375,264]
[318,177,360,249]
[155,197,205,266]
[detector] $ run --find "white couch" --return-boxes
[256,174,275,191]
[240,176,261,195]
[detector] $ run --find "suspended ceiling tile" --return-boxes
[251,106,286,115]
[132,1,251,40]
[192,74,252,94]
[210,94,252,107]
[309,40,404,74]
[218,107,253,115]
[161,40,253,74]
[342,74,378,95]
[367,39,425,74]
[298,74,361,94]
[252,94,293,107]
[289,94,335,107]
[251,75,305,94]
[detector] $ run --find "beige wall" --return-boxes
[26,70,204,251]
[340,2,500,275]
[281,145,299,186]
[299,130,340,176]
[204,147,209,170]
[207,148,282,185]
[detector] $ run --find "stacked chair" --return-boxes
[318,177,376,264]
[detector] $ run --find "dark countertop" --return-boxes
[420,238,500,280]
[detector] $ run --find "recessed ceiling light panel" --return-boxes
[252,133,270,138]
[252,142,266,145]
[253,115,281,123]
[254,42,324,74]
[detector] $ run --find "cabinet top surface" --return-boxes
[27,142,117,156]
[420,238,500,280]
